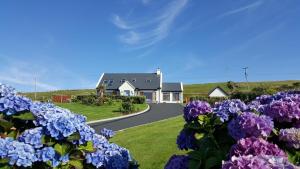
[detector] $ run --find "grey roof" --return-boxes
[162,83,182,92]
[99,73,161,90]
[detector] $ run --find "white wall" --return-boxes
[209,88,227,97]
[119,82,135,96]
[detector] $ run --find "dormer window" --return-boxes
[146,79,151,83]
[132,79,136,82]
[121,79,126,83]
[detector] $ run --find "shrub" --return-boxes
[130,96,146,104]
[165,91,300,169]
[120,101,135,114]
[0,83,138,169]
[189,96,226,105]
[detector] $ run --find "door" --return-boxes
[144,92,153,103]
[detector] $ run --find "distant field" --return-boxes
[183,80,300,97]
[56,102,148,121]
[111,116,186,169]
[22,80,300,101]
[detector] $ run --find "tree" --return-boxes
[227,81,239,92]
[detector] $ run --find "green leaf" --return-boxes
[7,130,17,138]
[188,159,201,169]
[69,160,83,169]
[54,143,72,156]
[12,111,35,120]
[78,141,94,152]
[67,132,81,142]
[0,119,13,130]
[204,156,221,169]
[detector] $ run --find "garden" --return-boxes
[1,82,300,169]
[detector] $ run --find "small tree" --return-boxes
[292,82,300,89]
[96,85,105,106]
[227,81,239,93]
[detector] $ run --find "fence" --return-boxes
[52,95,71,103]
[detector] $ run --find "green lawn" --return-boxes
[111,116,186,169]
[56,102,148,121]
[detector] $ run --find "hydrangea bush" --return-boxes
[165,91,300,169]
[0,83,138,169]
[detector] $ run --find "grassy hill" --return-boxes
[22,80,300,101]
[183,80,300,97]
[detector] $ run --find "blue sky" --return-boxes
[0,0,300,92]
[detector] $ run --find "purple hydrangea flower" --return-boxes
[228,112,274,140]
[279,128,300,149]
[100,128,115,139]
[18,127,44,148]
[164,155,188,169]
[260,100,300,123]
[176,129,197,150]
[229,137,286,158]
[213,99,248,122]
[183,101,212,122]
[222,155,296,169]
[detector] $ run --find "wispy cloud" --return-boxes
[0,55,94,92]
[219,0,263,18]
[112,0,188,49]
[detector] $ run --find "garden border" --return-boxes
[87,104,150,124]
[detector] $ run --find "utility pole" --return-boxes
[34,76,37,100]
[242,67,249,90]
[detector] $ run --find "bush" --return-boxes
[189,96,226,105]
[165,92,300,169]
[0,83,139,169]
[120,101,135,114]
[130,96,146,104]
[106,95,146,104]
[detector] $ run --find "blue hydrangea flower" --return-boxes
[183,101,212,122]
[228,112,274,140]
[0,84,31,115]
[100,128,115,139]
[176,129,197,150]
[77,123,96,144]
[36,147,56,162]
[0,137,37,167]
[213,99,247,122]
[86,142,131,169]
[18,127,44,148]
[165,155,188,169]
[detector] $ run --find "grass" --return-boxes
[111,116,186,169]
[56,102,148,121]
[183,80,300,97]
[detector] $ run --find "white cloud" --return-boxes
[219,0,263,17]
[112,0,188,49]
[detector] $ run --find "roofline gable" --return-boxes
[208,86,228,96]
[118,81,136,90]
[96,73,105,88]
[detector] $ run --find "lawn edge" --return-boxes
[87,104,150,124]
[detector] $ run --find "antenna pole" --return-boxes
[243,67,249,90]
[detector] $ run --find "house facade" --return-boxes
[96,69,183,103]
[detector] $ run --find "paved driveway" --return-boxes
[90,103,183,132]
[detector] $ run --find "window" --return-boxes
[146,79,151,83]
[172,93,180,101]
[108,80,113,86]
[121,79,126,83]
[163,92,170,101]
[103,80,108,84]
[132,78,136,82]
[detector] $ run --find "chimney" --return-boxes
[156,68,161,75]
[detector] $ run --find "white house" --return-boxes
[208,86,228,98]
[96,69,183,103]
